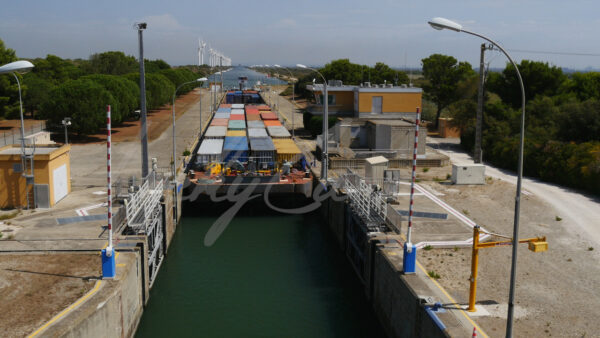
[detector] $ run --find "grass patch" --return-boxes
[0,210,20,221]
[589,247,594,251]
[446,173,451,180]
[555,216,562,221]
[428,270,441,279]
[462,209,470,216]
[423,245,433,251]
[182,149,191,156]
[422,167,429,173]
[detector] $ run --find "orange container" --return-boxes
[230,114,245,120]
[210,118,229,126]
[263,120,282,127]
[260,112,278,120]
[219,104,232,108]
[246,114,261,121]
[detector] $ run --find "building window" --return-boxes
[318,94,336,105]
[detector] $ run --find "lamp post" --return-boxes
[274,65,296,138]
[196,77,208,137]
[297,63,328,181]
[0,60,35,209]
[62,118,71,144]
[171,78,207,223]
[428,17,526,338]
[135,22,149,180]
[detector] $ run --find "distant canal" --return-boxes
[205,66,287,90]
[135,208,386,337]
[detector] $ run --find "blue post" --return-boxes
[403,243,417,274]
[102,248,116,279]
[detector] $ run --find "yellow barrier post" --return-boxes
[468,225,480,312]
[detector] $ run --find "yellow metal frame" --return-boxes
[468,226,547,312]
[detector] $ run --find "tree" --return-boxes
[145,59,170,73]
[84,51,138,75]
[421,54,475,128]
[556,98,600,143]
[487,60,566,108]
[320,59,364,84]
[559,72,600,101]
[81,74,139,123]
[370,62,409,85]
[31,54,82,84]
[0,39,20,119]
[41,79,117,135]
[123,72,174,110]
[22,73,56,118]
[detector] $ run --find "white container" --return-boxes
[248,128,268,138]
[231,109,245,115]
[452,163,485,185]
[267,126,291,138]
[231,103,245,109]
[197,139,224,164]
[204,126,227,139]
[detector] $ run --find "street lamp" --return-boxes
[428,17,526,338]
[135,22,149,180]
[297,63,329,181]
[61,118,71,144]
[0,60,35,209]
[274,64,297,138]
[171,77,207,222]
[196,77,208,137]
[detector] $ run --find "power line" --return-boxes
[506,49,600,57]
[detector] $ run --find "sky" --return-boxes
[1,0,599,70]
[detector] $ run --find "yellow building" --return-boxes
[0,144,71,209]
[306,82,422,119]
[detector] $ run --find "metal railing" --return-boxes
[0,121,46,147]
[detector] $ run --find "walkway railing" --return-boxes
[0,121,46,147]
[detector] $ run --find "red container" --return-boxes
[257,105,271,111]
[260,112,278,120]
[246,114,261,121]
[245,109,260,115]
[219,104,232,108]
[230,114,245,120]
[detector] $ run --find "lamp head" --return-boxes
[428,17,462,32]
[296,64,307,69]
[197,77,208,81]
[274,64,281,68]
[136,22,147,30]
[0,60,35,75]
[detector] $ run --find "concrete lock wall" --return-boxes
[321,192,448,338]
[44,252,144,338]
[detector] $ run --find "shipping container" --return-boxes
[231,108,245,115]
[246,114,261,121]
[273,138,302,163]
[257,105,271,111]
[217,107,231,114]
[226,130,247,137]
[247,127,268,138]
[247,120,265,129]
[214,112,230,119]
[210,118,229,127]
[204,126,227,139]
[249,137,276,164]
[231,103,245,109]
[260,112,278,120]
[267,126,292,138]
[230,114,245,121]
[196,139,223,164]
[263,120,282,127]
[223,136,249,162]
[219,104,232,109]
[228,120,246,130]
[245,109,260,115]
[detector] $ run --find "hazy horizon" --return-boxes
[2,0,599,70]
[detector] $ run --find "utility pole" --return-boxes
[475,43,493,164]
[136,22,149,179]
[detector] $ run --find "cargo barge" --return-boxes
[184,90,313,200]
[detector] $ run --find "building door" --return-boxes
[372,96,383,114]
[53,164,68,204]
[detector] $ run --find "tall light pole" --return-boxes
[136,22,149,179]
[428,17,526,338]
[197,77,208,137]
[171,78,207,223]
[297,64,328,181]
[0,60,35,209]
[274,65,296,138]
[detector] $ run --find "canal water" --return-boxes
[205,66,286,90]
[135,209,386,337]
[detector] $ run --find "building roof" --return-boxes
[366,156,389,165]
[197,139,223,155]
[307,84,422,93]
[367,119,414,127]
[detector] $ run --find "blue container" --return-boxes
[223,136,249,162]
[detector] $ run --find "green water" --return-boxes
[135,211,385,337]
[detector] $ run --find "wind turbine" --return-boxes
[198,39,207,66]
